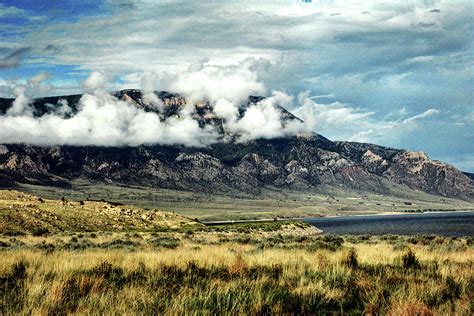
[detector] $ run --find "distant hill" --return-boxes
[0,189,201,234]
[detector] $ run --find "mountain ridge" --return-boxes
[0,89,472,202]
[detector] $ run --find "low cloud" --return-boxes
[160,58,267,105]
[0,66,444,148]
[0,67,307,147]
[0,89,217,147]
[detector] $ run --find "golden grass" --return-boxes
[1,232,473,315]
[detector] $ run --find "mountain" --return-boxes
[464,172,474,181]
[0,90,473,202]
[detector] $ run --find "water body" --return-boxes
[305,211,474,237]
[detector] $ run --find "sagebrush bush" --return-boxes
[32,227,50,237]
[148,236,180,249]
[401,248,420,270]
[0,260,28,313]
[342,248,358,269]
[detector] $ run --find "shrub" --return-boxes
[101,238,139,249]
[392,241,408,251]
[32,227,50,237]
[441,276,461,303]
[0,260,28,313]
[401,248,420,270]
[228,254,248,276]
[342,248,358,269]
[3,230,26,237]
[380,234,400,241]
[148,236,180,249]
[34,242,55,253]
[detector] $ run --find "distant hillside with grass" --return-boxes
[0,190,201,235]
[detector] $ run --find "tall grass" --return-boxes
[0,234,472,314]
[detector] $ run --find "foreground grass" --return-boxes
[1,231,472,315]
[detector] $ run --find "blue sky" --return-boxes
[0,0,473,171]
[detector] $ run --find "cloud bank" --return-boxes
[0,66,311,147]
[0,65,441,148]
[0,88,217,147]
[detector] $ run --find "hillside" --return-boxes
[0,190,202,234]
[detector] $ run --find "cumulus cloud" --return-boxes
[0,89,217,147]
[231,95,292,141]
[160,58,266,105]
[0,68,310,146]
[214,98,238,122]
[6,87,30,116]
[0,64,446,148]
[225,91,310,141]
[83,71,107,90]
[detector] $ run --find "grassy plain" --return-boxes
[1,190,473,314]
[1,229,473,315]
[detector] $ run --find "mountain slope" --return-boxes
[0,90,472,201]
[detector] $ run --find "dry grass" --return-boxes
[0,189,201,234]
[0,190,472,314]
[1,232,472,315]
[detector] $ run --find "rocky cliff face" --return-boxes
[0,90,472,201]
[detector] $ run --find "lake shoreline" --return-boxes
[202,209,474,225]
[305,211,474,237]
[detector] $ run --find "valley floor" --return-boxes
[16,182,474,221]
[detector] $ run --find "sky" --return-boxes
[0,0,473,171]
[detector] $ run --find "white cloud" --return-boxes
[292,92,442,145]
[214,98,238,122]
[0,65,450,148]
[402,108,439,123]
[83,71,107,90]
[0,67,311,146]
[160,59,266,105]
[0,4,26,18]
[0,89,218,147]
[6,86,30,116]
